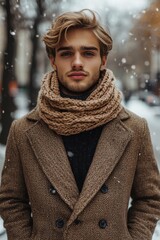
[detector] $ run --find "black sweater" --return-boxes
[62,125,103,192]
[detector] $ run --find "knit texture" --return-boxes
[37,69,123,135]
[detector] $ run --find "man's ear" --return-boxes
[100,56,107,70]
[50,57,57,71]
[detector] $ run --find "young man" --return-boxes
[0,9,160,240]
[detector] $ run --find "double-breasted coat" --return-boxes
[0,107,160,240]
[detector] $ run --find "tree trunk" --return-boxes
[0,0,16,145]
[28,0,43,110]
[28,18,40,110]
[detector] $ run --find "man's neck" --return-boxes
[59,83,97,101]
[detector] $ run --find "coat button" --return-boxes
[55,218,65,228]
[74,218,82,225]
[49,187,56,195]
[99,219,108,229]
[100,184,108,193]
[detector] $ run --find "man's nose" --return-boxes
[71,53,83,69]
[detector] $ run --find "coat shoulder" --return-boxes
[120,107,148,133]
[11,107,40,134]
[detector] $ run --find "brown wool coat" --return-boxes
[0,107,160,240]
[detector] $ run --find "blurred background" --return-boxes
[0,0,160,239]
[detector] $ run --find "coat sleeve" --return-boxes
[0,121,32,240]
[127,119,160,240]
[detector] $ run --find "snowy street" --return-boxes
[126,96,160,169]
[0,92,160,239]
[126,96,160,240]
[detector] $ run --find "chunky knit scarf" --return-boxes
[37,69,123,135]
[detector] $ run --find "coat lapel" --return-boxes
[26,120,79,210]
[67,117,132,226]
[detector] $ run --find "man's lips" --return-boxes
[68,71,87,77]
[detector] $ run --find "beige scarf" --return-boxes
[37,69,123,135]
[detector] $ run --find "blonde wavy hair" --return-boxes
[43,9,113,58]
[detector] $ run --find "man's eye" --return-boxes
[60,52,73,57]
[83,51,95,57]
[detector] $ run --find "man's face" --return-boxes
[50,28,107,94]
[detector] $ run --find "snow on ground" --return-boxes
[0,146,6,238]
[126,96,160,120]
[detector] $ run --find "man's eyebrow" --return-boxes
[57,46,73,52]
[57,46,99,52]
[81,46,98,51]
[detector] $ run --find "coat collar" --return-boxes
[26,107,40,121]
[26,107,132,224]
